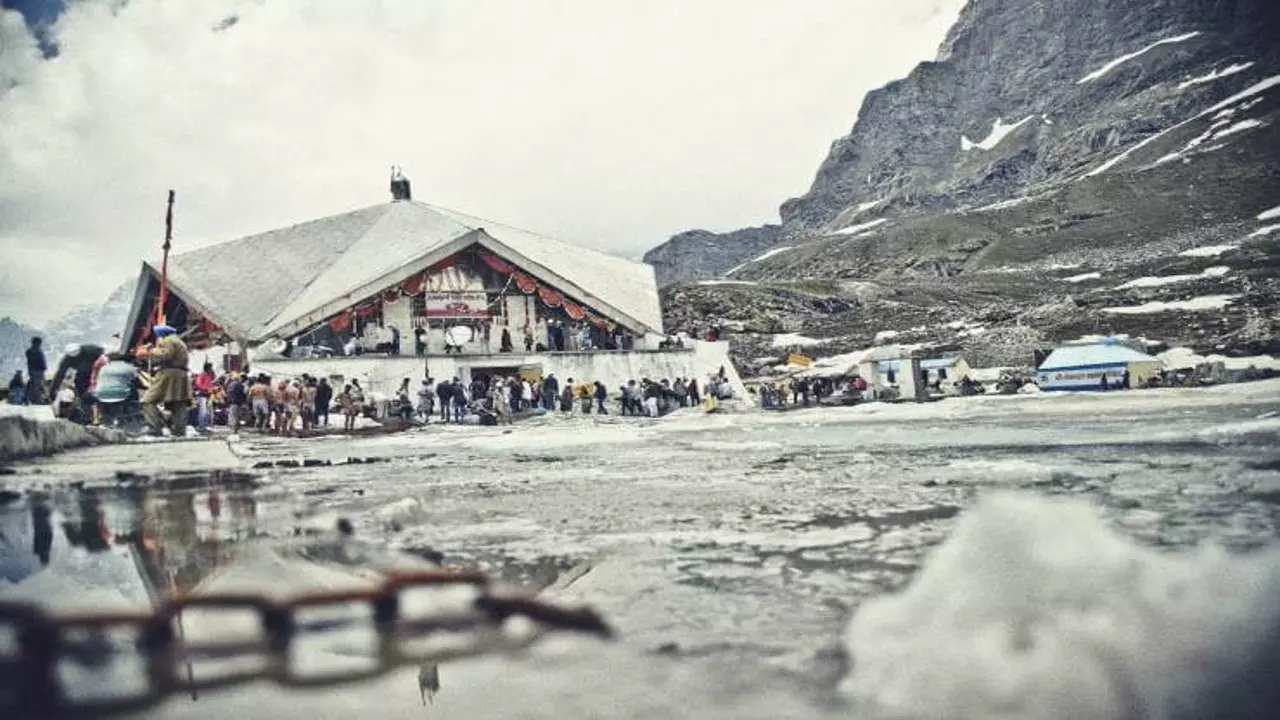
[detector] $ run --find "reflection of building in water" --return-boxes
[116,488,260,600]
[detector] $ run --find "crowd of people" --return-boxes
[383,369,738,426]
[758,375,869,409]
[6,329,739,436]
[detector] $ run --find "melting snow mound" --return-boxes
[841,494,1280,719]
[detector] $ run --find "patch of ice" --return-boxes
[1177,62,1256,90]
[1258,205,1280,221]
[750,246,794,263]
[1064,272,1101,283]
[1101,295,1238,314]
[961,116,1035,152]
[835,218,890,236]
[841,493,1280,719]
[1076,32,1201,84]
[1178,244,1237,257]
[1250,224,1280,237]
[771,333,825,348]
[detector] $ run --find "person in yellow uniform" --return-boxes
[141,324,193,437]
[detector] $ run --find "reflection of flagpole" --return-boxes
[156,190,175,327]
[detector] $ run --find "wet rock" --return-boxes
[252,461,273,469]
[0,489,21,505]
[0,416,126,463]
[302,459,330,467]
[276,459,301,468]
[336,518,354,536]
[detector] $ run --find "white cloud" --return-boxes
[0,0,962,325]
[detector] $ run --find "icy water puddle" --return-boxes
[3,382,1280,718]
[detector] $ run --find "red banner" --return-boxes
[564,302,586,320]
[538,286,563,307]
[401,273,425,296]
[355,303,379,319]
[423,292,489,319]
[330,313,352,332]
[514,273,537,294]
[479,252,516,276]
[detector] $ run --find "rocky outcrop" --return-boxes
[0,415,125,463]
[644,225,780,286]
[778,0,1280,238]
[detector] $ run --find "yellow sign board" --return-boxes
[787,354,813,367]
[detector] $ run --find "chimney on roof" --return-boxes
[390,165,412,201]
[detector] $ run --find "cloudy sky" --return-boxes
[0,0,963,326]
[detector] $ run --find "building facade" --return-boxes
[121,180,745,398]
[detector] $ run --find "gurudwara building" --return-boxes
[121,174,744,398]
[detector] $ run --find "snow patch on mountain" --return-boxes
[1076,31,1201,84]
[960,116,1035,151]
[1063,272,1102,283]
[1258,205,1280,221]
[1179,245,1237,257]
[1178,62,1255,90]
[1102,295,1238,314]
[1115,266,1230,289]
[750,246,795,263]
[835,218,890,236]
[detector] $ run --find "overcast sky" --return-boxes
[0,0,963,326]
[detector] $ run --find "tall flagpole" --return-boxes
[156,190,175,327]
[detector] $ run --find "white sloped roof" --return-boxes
[159,201,661,340]
[423,203,663,338]
[1038,343,1159,370]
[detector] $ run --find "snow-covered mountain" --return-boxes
[648,0,1280,360]
[0,279,135,380]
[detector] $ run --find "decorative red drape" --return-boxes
[329,313,352,332]
[563,302,586,320]
[355,303,379,319]
[401,273,425,296]
[479,251,515,276]
[514,273,537,293]
[538,286,563,307]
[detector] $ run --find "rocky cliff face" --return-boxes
[777,0,1279,238]
[643,224,780,286]
[649,0,1280,362]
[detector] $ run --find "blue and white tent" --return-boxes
[1036,341,1163,390]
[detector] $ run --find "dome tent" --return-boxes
[1036,338,1163,390]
